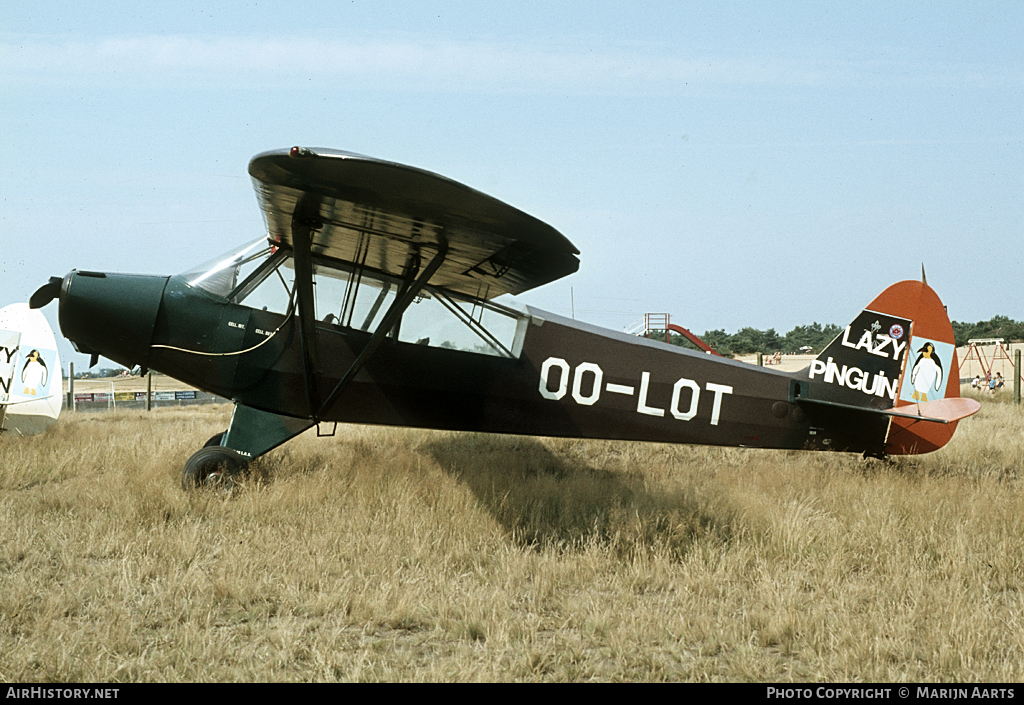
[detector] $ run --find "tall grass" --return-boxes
[1,400,1021,681]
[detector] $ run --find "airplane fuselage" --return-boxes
[58,270,890,457]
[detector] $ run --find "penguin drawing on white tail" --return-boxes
[21,349,48,396]
[910,342,943,402]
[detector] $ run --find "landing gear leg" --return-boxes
[180,403,313,490]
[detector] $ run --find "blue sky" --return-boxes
[2,1,1021,372]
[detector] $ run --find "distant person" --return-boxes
[995,373,1004,391]
[971,375,981,390]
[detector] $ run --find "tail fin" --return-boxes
[866,280,975,454]
[807,302,913,411]
[805,280,978,455]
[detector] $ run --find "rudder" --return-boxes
[865,280,963,455]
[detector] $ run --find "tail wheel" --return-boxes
[182,446,248,489]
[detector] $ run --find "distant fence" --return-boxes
[68,390,228,412]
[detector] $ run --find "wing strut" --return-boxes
[291,218,322,416]
[314,237,450,421]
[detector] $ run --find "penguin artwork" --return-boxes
[909,342,943,402]
[21,349,48,396]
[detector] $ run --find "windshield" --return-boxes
[179,238,274,298]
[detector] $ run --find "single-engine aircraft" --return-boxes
[29,147,981,487]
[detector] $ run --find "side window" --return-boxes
[232,258,295,315]
[311,266,355,325]
[228,253,526,358]
[398,292,521,357]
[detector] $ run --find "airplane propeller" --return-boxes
[29,276,64,309]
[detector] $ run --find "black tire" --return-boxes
[203,432,227,448]
[182,446,248,489]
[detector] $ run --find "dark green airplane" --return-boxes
[30,147,980,488]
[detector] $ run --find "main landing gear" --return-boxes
[180,404,314,490]
[181,433,249,488]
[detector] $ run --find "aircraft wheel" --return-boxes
[182,446,248,490]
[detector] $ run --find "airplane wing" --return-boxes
[248,147,580,300]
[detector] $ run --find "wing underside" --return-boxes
[248,147,580,300]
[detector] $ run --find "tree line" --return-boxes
[950,316,1024,348]
[653,315,1023,358]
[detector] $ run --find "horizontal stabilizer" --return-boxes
[799,396,981,425]
[894,397,981,424]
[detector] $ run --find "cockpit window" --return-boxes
[398,288,523,358]
[308,263,525,358]
[232,255,295,315]
[180,239,526,358]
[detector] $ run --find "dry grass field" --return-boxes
[1,390,1022,682]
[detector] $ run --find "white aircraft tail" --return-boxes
[0,303,63,436]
